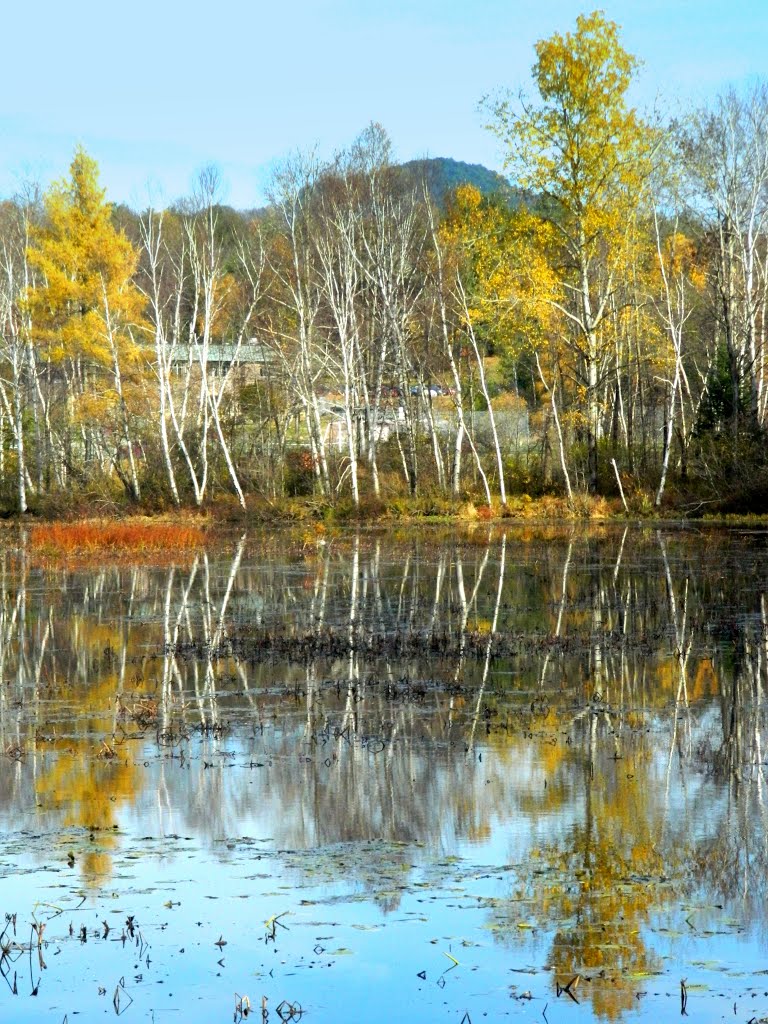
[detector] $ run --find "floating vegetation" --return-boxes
[116,695,159,729]
[165,621,666,665]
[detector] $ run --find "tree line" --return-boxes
[1,10,767,516]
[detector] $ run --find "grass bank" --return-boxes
[5,490,768,539]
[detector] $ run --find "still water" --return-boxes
[0,524,767,1023]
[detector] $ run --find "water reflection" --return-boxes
[0,526,767,1019]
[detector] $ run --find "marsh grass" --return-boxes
[29,520,206,565]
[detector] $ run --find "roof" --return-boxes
[168,341,275,365]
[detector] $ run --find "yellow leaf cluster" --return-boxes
[440,184,562,354]
[25,147,148,370]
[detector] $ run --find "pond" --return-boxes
[0,524,767,1023]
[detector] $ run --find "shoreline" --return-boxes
[3,494,767,531]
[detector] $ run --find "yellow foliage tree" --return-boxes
[441,183,574,495]
[441,184,559,344]
[485,11,659,492]
[26,148,148,500]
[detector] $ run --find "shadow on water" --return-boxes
[0,524,767,1020]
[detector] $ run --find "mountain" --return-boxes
[396,157,522,207]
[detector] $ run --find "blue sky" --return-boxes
[1,0,766,209]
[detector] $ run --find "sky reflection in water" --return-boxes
[0,525,766,1022]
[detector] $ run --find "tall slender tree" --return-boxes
[485,11,658,491]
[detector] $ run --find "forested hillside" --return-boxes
[0,11,767,518]
[396,157,521,207]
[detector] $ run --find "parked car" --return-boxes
[410,383,443,398]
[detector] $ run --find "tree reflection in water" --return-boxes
[0,526,766,1018]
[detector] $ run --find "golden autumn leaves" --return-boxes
[25,148,149,501]
[26,147,145,373]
